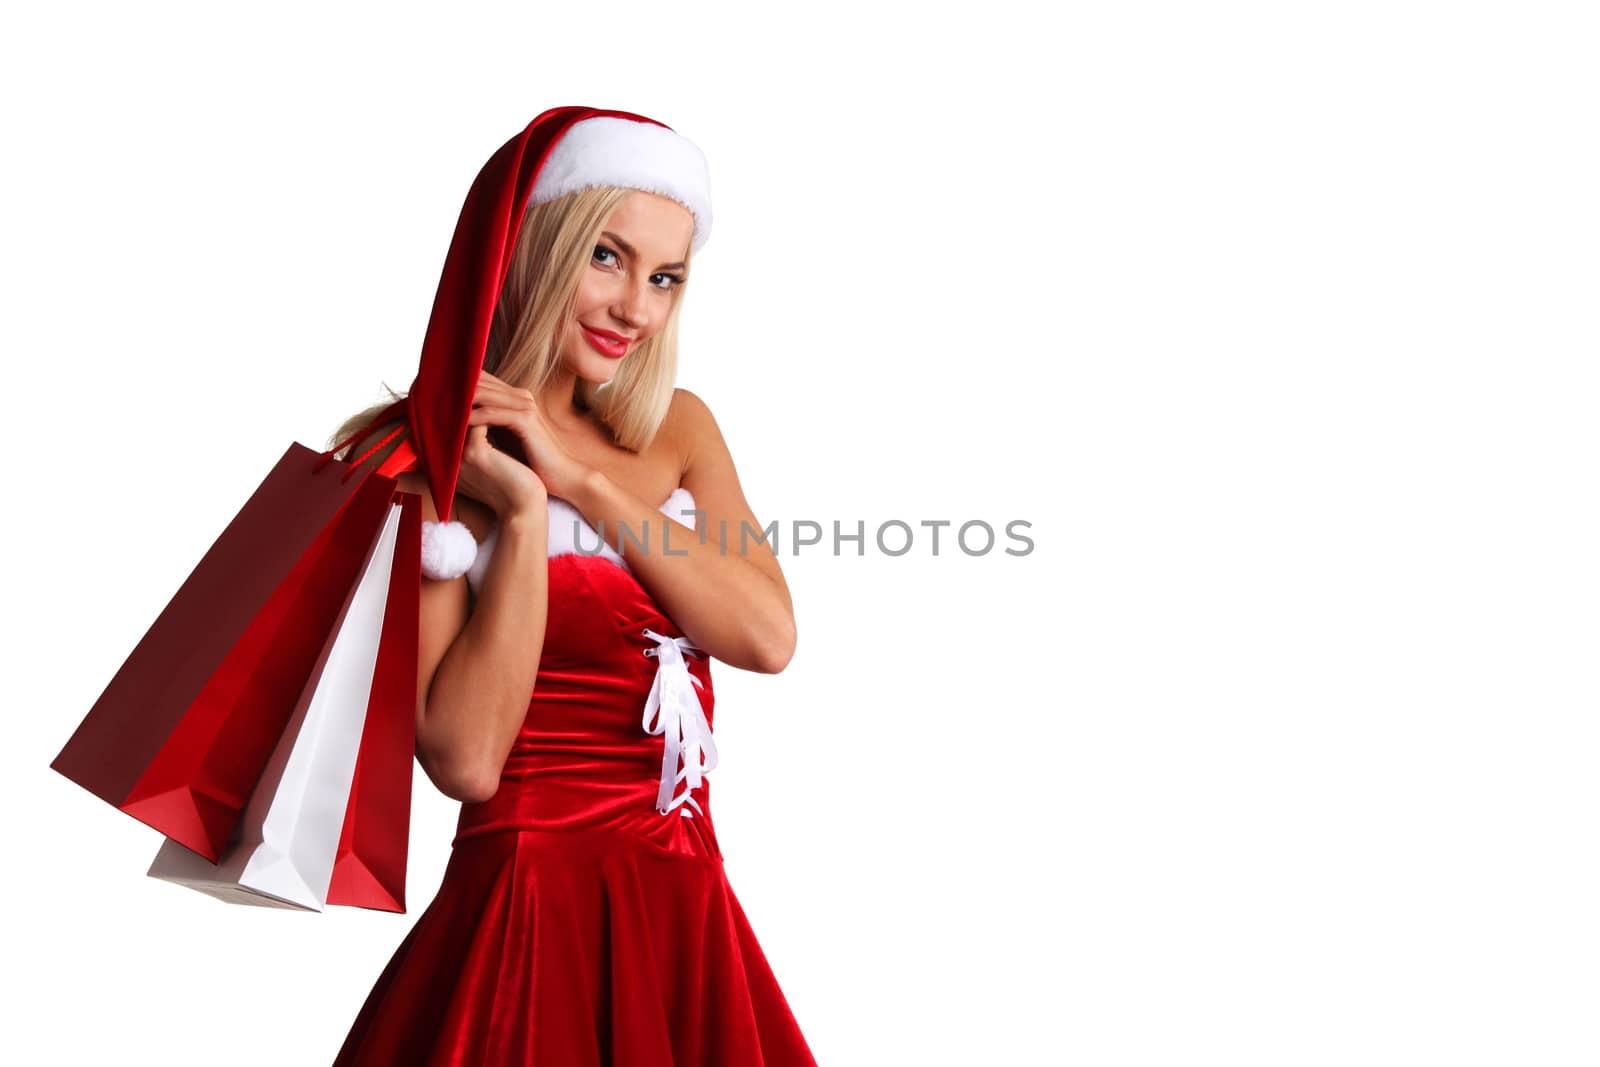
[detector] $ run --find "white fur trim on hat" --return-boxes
[420,519,478,581]
[530,116,713,254]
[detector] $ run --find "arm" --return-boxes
[398,470,551,803]
[567,388,797,674]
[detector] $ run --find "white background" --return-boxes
[3,2,1596,1064]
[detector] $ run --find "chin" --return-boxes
[579,357,622,385]
[565,335,633,381]
[558,348,617,385]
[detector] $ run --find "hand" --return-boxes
[465,369,594,505]
[455,422,547,520]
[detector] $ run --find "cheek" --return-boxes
[642,290,679,331]
[572,268,614,313]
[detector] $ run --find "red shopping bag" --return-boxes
[148,491,422,912]
[50,399,421,863]
[147,495,406,909]
[327,488,421,912]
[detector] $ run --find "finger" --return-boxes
[474,370,533,405]
[471,387,531,412]
[466,415,519,458]
[466,401,530,424]
[461,425,499,472]
[472,370,515,404]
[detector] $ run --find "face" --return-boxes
[559,190,694,382]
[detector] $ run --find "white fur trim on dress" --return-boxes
[531,116,713,254]
[419,519,478,581]
[465,487,697,597]
[465,521,499,592]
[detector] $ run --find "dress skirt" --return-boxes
[332,828,817,1066]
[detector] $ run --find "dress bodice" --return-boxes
[451,488,722,861]
[344,485,816,1066]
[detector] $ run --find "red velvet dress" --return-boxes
[333,489,816,1066]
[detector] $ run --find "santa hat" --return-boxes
[351,106,713,527]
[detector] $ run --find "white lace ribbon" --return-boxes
[639,628,718,818]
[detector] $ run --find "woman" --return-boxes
[328,109,817,1065]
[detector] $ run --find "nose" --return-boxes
[613,276,651,330]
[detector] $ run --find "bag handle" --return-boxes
[314,397,418,483]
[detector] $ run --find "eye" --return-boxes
[592,244,620,267]
[651,272,687,291]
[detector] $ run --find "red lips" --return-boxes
[580,324,632,359]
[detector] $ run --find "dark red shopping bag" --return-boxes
[51,399,421,863]
[326,488,421,913]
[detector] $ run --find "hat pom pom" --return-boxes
[420,519,478,580]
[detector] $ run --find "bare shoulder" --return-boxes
[394,470,498,542]
[667,386,791,612]
[667,386,754,504]
[668,385,714,425]
[665,386,726,473]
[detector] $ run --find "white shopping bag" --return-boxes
[147,501,403,911]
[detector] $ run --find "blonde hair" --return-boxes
[329,185,692,476]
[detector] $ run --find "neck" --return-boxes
[536,367,591,434]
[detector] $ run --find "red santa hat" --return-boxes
[353,106,713,524]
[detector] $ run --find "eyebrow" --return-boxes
[601,231,687,273]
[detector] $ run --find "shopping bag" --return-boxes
[327,489,420,913]
[147,496,406,910]
[50,399,415,862]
